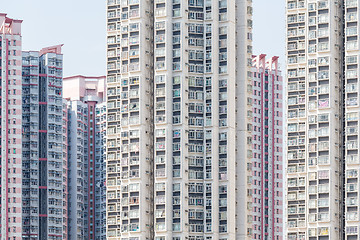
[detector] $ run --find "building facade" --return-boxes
[251,55,283,240]
[344,0,360,238]
[22,45,65,239]
[0,13,23,240]
[106,0,253,239]
[95,101,107,240]
[62,99,69,240]
[66,100,89,239]
[285,0,347,239]
[2,13,107,240]
[63,75,106,240]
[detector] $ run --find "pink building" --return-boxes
[0,13,23,240]
[251,54,283,240]
[63,75,106,240]
[63,75,105,102]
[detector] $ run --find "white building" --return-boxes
[106,0,253,239]
[95,102,107,239]
[286,0,344,239]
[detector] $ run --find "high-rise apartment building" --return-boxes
[63,75,106,240]
[284,0,357,239]
[106,0,253,239]
[0,13,23,240]
[62,99,69,240]
[2,12,109,240]
[22,45,65,240]
[251,55,283,240]
[66,100,88,239]
[95,101,107,240]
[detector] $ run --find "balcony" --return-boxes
[347,154,359,164]
[347,169,359,178]
[347,0,358,7]
[347,98,358,107]
[346,212,359,221]
[155,169,166,178]
[347,126,358,135]
[347,12,358,22]
[347,197,358,206]
[347,41,358,51]
[347,183,358,192]
[129,223,139,232]
[347,140,358,150]
[129,9,139,18]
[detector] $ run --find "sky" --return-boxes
[253,0,286,71]
[2,0,107,77]
[2,0,285,76]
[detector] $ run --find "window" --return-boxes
[173,9,181,17]
[173,22,181,31]
[347,226,358,234]
[347,55,357,64]
[173,76,181,84]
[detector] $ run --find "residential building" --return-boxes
[251,54,283,240]
[286,0,344,239]
[62,99,69,240]
[2,13,107,240]
[22,45,65,239]
[106,0,253,239]
[0,13,23,240]
[63,75,106,240]
[66,100,88,239]
[344,0,360,238]
[95,101,107,240]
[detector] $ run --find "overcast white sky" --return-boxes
[253,0,286,71]
[2,0,106,77]
[2,0,285,76]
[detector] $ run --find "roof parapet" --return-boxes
[0,13,22,35]
[40,44,64,55]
